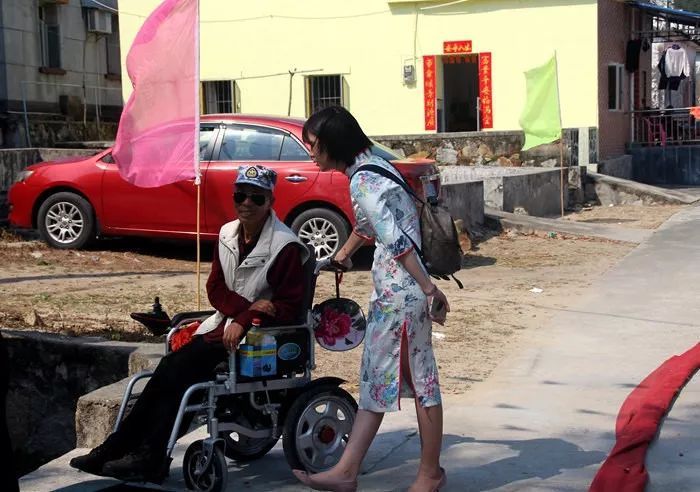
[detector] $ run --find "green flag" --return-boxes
[519,55,562,151]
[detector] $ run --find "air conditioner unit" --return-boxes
[86,9,112,34]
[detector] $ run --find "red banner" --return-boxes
[479,52,493,129]
[443,40,472,54]
[423,56,436,131]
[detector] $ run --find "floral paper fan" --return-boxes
[312,298,366,351]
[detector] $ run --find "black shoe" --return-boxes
[102,449,171,484]
[69,442,123,475]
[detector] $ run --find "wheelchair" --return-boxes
[118,252,358,491]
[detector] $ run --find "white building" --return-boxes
[0,0,123,147]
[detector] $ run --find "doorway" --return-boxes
[440,55,480,132]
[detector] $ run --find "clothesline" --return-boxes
[632,29,700,45]
[632,12,700,46]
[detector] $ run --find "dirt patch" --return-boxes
[563,204,684,229]
[0,237,211,340]
[1,230,634,397]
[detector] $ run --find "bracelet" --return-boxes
[424,283,438,296]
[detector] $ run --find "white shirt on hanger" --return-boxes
[665,44,691,77]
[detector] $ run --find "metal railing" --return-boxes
[630,107,700,147]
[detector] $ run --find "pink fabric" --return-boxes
[113,0,199,188]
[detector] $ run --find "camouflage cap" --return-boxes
[234,165,277,191]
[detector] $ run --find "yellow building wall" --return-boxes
[118,0,598,135]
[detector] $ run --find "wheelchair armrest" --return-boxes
[169,310,216,329]
[165,310,216,353]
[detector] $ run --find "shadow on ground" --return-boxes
[53,482,175,492]
[450,437,606,491]
[462,254,497,269]
[47,431,606,492]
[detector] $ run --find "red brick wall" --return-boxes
[597,0,651,160]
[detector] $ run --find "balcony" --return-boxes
[630,108,700,147]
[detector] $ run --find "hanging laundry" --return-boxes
[664,44,691,78]
[658,51,670,90]
[626,40,642,72]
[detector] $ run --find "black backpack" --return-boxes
[352,164,464,289]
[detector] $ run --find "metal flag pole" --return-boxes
[559,139,565,217]
[194,0,202,310]
[554,51,565,217]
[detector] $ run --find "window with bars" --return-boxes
[202,80,241,114]
[305,75,349,116]
[106,15,121,75]
[608,64,624,111]
[39,4,62,68]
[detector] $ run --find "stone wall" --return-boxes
[629,145,700,185]
[2,330,136,475]
[598,154,634,180]
[440,166,572,217]
[585,171,699,206]
[440,181,485,233]
[502,169,566,217]
[373,128,588,168]
[21,119,117,149]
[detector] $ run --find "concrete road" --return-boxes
[21,204,700,491]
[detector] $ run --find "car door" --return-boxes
[100,125,218,235]
[203,123,319,233]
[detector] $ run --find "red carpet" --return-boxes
[589,343,700,492]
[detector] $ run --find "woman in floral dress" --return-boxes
[293,106,450,492]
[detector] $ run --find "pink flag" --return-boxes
[113,0,199,188]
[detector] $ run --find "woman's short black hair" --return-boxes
[302,106,372,166]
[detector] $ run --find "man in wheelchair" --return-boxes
[70,165,310,482]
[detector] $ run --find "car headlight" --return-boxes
[14,170,34,183]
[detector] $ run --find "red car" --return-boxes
[8,114,439,259]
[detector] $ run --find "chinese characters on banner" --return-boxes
[479,52,493,129]
[443,54,478,65]
[443,40,472,54]
[423,55,436,131]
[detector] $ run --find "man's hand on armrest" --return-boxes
[223,321,245,352]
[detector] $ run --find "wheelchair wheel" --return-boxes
[219,431,278,462]
[283,385,357,473]
[183,439,228,492]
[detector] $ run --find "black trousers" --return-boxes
[0,333,19,492]
[106,336,227,459]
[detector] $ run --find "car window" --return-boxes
[279,135,310,161]
[218,126,284,161]
[370,140,401,161]
[200,126,217,160]
[102,127,216,163]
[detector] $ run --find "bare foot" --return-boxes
[292,468,357,492]
[408,467,446,492]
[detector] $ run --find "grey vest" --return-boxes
[195,212,309,336]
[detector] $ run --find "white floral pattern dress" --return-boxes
[347,152,441,412]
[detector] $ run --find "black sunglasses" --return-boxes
[233,191,267,206]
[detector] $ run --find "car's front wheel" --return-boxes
[37,192,96,249]
[291,208,349,261]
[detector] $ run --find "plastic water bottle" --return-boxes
[260,332,277,377]
[246,318,262,345]
[240,318,263,377]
